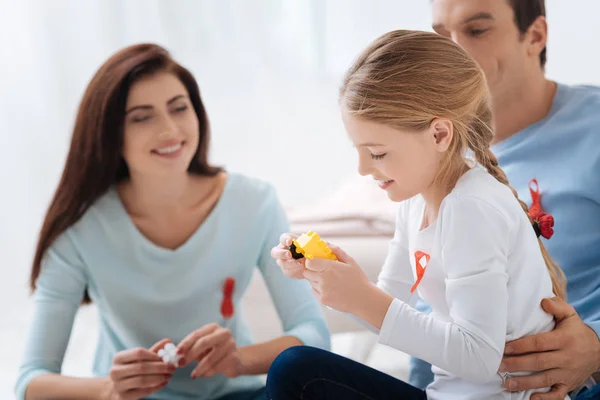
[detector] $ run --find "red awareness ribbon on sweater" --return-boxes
[221,277,235,319]
[529,179,554,239]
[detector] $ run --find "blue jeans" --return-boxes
[573,383,600,399]
[216,387,266,400]
[266,346,427,399]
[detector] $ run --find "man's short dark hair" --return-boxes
[509,0,547,68]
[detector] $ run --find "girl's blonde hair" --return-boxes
[341,30,566,300]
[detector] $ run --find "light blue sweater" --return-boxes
[492,83,600,340]
[15,173,330,400]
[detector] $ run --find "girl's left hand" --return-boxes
[303,244,371,314]
[176,323,242,379]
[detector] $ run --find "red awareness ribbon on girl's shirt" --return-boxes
[410,251,430,293]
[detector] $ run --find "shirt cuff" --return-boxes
[285,320,331,351]
[378,298,406,346]
[15,369,50,400]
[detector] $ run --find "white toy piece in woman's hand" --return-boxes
[158,342,182,367]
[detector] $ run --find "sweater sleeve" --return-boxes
[14,231,87,400]
[378,196,510,383]
[256,186,331,351]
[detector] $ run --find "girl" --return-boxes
[268,30,566,400]
[15,44,330,400]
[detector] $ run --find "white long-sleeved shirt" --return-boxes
[376,166,565,400]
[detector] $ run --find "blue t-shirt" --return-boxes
[15,173,330,400]
[492,83,600,339]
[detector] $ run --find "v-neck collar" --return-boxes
[109,173,234,257]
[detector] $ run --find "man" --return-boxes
[409,1,600,399]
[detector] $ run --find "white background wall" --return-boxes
[1,0,598,397]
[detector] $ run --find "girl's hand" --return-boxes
[107,338,175,400]
[303,244,371,314]
[177,323,242,379]
[271,233,306,279]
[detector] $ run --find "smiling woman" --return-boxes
[123,76,199,171]
[29,44,221,305]
[15,43,330,400]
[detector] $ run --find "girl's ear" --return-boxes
[429,118,453,153]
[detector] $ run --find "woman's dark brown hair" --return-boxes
[30,43,221,303]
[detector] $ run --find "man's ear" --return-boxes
[526,16,548,62]
[429,118,453,153]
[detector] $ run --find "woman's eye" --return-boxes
[173,105,188,113]
[131,115,151,123]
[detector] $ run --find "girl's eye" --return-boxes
[371,153,387,160]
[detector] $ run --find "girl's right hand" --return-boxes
[271,233,306,279]
[107,338,175,400]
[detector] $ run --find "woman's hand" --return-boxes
[107,338,175,400]
[271,233,306,279]
[177,323,242,379]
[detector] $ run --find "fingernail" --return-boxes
[168,365,176,372]
[178,358,186,367]
[504,346,513,354]
[283,252,291,259]
[498,362,506,372]
[508,380,517,390]
[190,372,197,379]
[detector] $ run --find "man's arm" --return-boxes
[499,297,600,400]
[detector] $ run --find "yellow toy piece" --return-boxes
[292,231,337,261]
